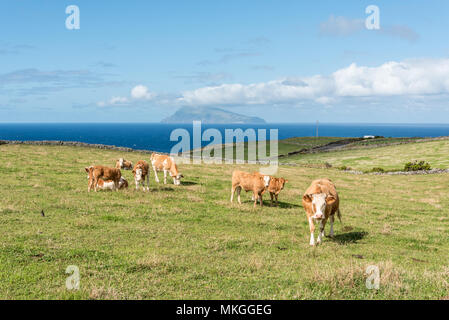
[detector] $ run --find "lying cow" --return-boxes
[96,177,129,191]
[116,158,133,170]
[230,170,271,207]
[262,176,288,207]
[85,165,122,192]
[302,178,341,246]
[150,153,183,185]
[133,160,150,191]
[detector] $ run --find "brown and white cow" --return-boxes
[262,177,288,207]
[95,177,128,191]
[302,178,341,246]
[132,160,150,191]
[85,165,122,192]
[116,158,133,170]
[150,153,183,185]
[230,170,271,207]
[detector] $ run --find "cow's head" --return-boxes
[133,166,144,182]
[85,166,94,178]
[303,193,336,220]
[171,173,184,185]
[262,175,271,187]
[116,158,124,168]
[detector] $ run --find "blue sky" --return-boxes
[1,0,449,122]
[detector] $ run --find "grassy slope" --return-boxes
[199,137,346,160]
[0,144,449,299]
[282,139,449,171]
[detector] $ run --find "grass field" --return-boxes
[1,143,449,299]
[282,138,449,171]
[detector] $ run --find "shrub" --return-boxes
[404,160,431,172]
[337,165,351,171]
[370,167,385,173]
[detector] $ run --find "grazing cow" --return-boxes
[230,170,271,207]
[85,166,121,192]
[150,153,183,185]
[262,177,288,207]
[132,160,150,191]
[95,177,128,191]
[302,178,341,246]
[116,158,133,170]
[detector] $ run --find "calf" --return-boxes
[133,160,150,191]
[302,178,341,246]
[116,158,133,170]
[263,177,288,207]
[96,177,128,191]
[230,170,271,207]
[150,153,183,185]
[85,166,121,192]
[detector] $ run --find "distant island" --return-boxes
[161,106,266,124]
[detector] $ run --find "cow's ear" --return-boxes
[303,194,312,203]
[326,195,336,205]
[85,167,89,173]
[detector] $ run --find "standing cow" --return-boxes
[150,153,183,185]
[302,178,341,246]
[132,160,150,191]
[262,177,288,207]
[231,170,271,207]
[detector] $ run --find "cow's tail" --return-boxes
[337,208,342,223]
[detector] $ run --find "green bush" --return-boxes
[337,165,350,171]
[404,160,431,172]
[370,167,385,173]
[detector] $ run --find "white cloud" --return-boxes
[98,85,154,107]
[131,85,154,100]
[178,58,449,106]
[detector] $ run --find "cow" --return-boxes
[302,178,341,246]
[230,170,271,207]
[150,153,183,185]
[116,158,133,170]
[85,165,121,192]
[262,177,288,207]
[95,177,129,191]
[132,160,150,191]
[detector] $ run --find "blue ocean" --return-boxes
[1,123,449,153]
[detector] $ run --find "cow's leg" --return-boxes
[317,218,328,244]
[146,174,150,191]
[93,176,99,192]
[329,215,335,238]
[270,193,274,206]
[135,178,139,191]
[275,194,279,207]
[230,185,236,203]
[259,192,263,207]
[163,170,168,184]
[308,217,316,246]
[237,187,242,204]
[153,166,160,183]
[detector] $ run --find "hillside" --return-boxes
[0,143,448,299]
